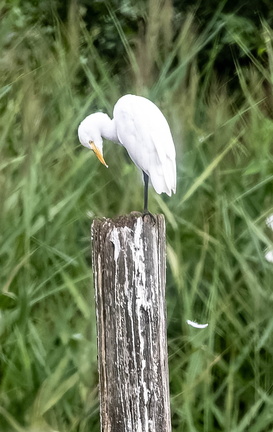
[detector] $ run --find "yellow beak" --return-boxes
[89,141,108,168]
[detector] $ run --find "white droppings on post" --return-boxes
[135,220,150,427]
[109,227,121,262]
[133,218,149,428]
[109,226,132,262]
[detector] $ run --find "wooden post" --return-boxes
[91,212,171,432]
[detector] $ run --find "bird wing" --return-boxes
[113,95,176,195]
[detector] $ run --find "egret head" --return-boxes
[78,113,108,167]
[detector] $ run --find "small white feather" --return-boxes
[266,214,273,231]
[265,250,273,263]
[186,320,208,329]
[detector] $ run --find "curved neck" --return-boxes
[100,118,118,143]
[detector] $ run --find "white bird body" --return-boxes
[78,94,176,209]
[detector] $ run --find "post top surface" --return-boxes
[92,212,165,229]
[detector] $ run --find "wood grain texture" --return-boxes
[91,212,171,432]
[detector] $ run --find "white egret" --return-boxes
[78,94,176,213]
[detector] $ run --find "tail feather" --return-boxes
[148,154,176,195]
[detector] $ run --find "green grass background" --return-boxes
[1,2,273,431]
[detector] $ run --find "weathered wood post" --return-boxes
[91,212,171,432]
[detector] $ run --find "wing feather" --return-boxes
[113,95,176,195]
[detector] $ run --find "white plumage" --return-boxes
[78,94,176,210]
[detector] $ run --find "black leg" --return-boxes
[142,171,156,223]
[143,171,149,213]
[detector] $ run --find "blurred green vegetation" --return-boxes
[0,0,273,431]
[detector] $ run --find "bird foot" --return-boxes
[142,210,156,224]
